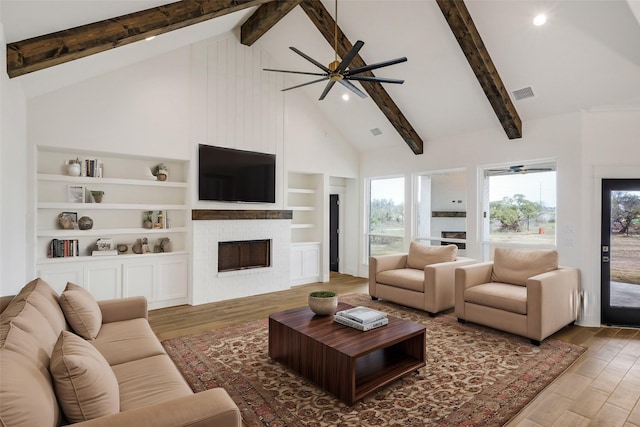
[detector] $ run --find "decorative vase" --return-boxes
[156,173,168,181]
[308,291,338,316]
[90,191,104,203]
[132,239,143,254]
[57,213,74,230]
[67,162,81,176]
[78,216,93,230]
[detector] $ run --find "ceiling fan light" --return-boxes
[342,93,350,101]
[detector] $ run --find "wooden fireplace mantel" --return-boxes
[192,209,292,221]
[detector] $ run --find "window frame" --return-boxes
[365,174,407,260]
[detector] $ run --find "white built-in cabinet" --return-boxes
[287,172,322,285]
[35,147,190,309]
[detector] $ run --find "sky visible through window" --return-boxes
[490,171,556,208]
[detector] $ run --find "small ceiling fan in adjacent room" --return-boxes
[263,0,407,100]
[487,165,555,176]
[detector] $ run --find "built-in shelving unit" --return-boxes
[287,172,322,285]
[35,147,190,309]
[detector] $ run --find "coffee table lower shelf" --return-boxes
[269,304,426,405]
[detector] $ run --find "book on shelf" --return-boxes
[48,239,79,258]
[333,314,389,331]
[335,306,388,324]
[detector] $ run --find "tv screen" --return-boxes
[198,144,276,203]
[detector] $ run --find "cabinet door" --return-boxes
[84,263,122,301]
[37,264,84,294]
[122,261,155,301]
[156,256,188,301]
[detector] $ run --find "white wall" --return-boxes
[9,31,361,297]
[580,108,640,326]
[0,15,29,296]
[361,110,640,326]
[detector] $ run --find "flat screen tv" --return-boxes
[198,144,276,203]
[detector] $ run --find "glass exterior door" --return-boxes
[601,179,640,326]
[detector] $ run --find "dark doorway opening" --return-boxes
[330,194,339,272]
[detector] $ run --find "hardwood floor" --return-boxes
[148,273,640,426]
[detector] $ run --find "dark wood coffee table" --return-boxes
[268,302,426,405]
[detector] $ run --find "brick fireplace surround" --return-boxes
[191,210,292,305]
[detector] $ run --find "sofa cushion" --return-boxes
[0,348,62,427]
[376,269,425,292]
[491,248,558,286]
[112,354,192,411]
[59,282,102,340]
[0,278,66,351]
[464,283,528,315]
[406,242,458,269]
[50,330,120,423]
[91,318,167,366]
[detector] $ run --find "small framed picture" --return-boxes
[68,185,86,203]
[62,211,78,229]
[96,238,114,251]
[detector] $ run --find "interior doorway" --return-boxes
[601,178,640,326]
[330,194,339,272]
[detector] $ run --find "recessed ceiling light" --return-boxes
[145,36,156,41]
[533,14,547,26]
[341,93,350,101]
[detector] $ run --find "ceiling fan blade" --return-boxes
[264,68,327,77]
[339,79,367,98]
[319,81,337,100]
[347,75,404,84]
[282,77,328,92]
[290,47,332,73]
[346,57,407,76]
[336,40,365,74]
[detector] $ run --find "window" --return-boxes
[415,170,467,249]
[368,176,405,256]
[483,163,556,246]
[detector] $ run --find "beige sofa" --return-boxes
[369,242,475,315]
[455,248,580,345]
[0,278,241,427]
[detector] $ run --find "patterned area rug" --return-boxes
[162,294,585,427]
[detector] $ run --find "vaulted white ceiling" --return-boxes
[3,0,640,153]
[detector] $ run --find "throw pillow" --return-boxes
[50,330,120,423]
[491,248,558,286]
[59,282,102,340]
[406,241,458,269]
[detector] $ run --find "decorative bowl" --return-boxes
[308,291,338,316]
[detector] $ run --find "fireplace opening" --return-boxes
[218,239,271,272]
[441,231,466,249]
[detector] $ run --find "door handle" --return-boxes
[602,256,610,263]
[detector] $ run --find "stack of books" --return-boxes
[333,306,388,331]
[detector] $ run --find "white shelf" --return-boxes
[288,188,316,194]
[38,202,187,210]
[37,250,189,264]
[288,205,315,211]
[38,227,187,237]
[291,223,315,229]
[38,174,188,188]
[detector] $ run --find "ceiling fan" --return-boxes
[487,165,555,176]
[263,0,407,100]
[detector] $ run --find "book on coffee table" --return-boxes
[335,306,387,324]
[333,313,389,331]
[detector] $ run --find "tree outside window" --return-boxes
[368,177,405,256]
[486,167,556,245]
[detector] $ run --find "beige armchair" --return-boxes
[369,242,475,316]
[455,248,580,345]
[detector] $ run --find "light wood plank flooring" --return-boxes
[148,273,640,427]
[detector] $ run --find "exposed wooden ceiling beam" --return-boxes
[240,0,302,46]
[436,0,522,139]
[6,0,274,78]
[299,0,424,155]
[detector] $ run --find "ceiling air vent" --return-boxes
[512,86,535,101]
[370,128,382,136]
